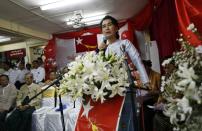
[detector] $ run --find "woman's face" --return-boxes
[49,72,56,81]
[101,19,118,39]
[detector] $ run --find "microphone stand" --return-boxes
[121,45,140,131]
[21,75,66,131]
[55,80,66,131]
[54,87,57,108]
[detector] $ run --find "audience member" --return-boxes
[45,71,57,85]
[6,73,42,131]
[143,60,161,92]
[15,61,29,89]
[0,75,17,130]
[2,61,19,84]
[37,57,44,67]
[31,60,45,83]
[26,63,31,71]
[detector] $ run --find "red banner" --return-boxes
[75,34,97,53]
[5,49,26,59]
[75,96,124,131]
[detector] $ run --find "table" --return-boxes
[32,97,81,131]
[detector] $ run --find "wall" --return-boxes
[0,39,47,63]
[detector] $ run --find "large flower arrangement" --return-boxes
[59,51,129,103]
[161,24,202,131]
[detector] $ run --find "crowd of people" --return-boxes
[0,58,62,131]
[0,15,175,131]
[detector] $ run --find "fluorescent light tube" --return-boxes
[84,12,106,18]
[40,0,92,10]
[0,37,11,43]
[82,14,106,22]
[66,21,73,25]
[85,20,101,26]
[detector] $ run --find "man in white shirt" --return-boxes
[31,60,45,83]
[15,62,29,89]
[0,75,17,124]
[2,62,19,85]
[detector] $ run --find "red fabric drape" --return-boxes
[130,0,179,59]
[150,0,180,59]
[130,0,161,30]
[175,0,202,46]
[44,39,57,79]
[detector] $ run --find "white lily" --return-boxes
[177,64,198,80]
[195,45,202,54]
[162,58,172,66]
[187,23,195,31]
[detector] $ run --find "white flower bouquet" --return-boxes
[59,51,129,103]
[161,32,202,131]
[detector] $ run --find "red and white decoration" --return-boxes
[75,96,124,131]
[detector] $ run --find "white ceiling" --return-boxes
[0,0,148,34]
[0,29,28,45]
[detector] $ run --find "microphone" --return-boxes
[121,45,126,53]
[103,36,107,44]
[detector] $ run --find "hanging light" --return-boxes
[66,11,107,28]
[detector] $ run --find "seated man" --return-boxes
[0,75,17,130]
[6,73,42,131]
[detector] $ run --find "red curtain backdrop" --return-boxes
[150,0,180,59]
[175,0,202,46]
[129,0,180,59]
[130,0,202,59]
[44,0,202,70]
[130,0,162,30]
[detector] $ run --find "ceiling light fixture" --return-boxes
[66,11,107,28]
[0,36,11,43]
[40,0,92,10]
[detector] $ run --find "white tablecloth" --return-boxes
[32,97,81,131]
[41,95,72,107]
